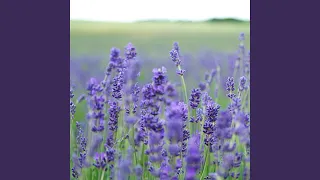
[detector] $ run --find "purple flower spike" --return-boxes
[93,152,107,169]
[239,32,245,41]
[117,159,131,180]
[206,102,220,123]
[166,102,187,143]
[173,42,180,53]
[199,82,206,91]
[88,134,103,158]
[112,70,125,99]
[176,69,186,76]
[189,88,202,109]
[135,165,143,177]
[226,77,235,92]
[152,67,168,86]
[239,76,247,92]
[108,101,121,131]
[125,42,137,60]
[110,47,121,63]
[185,134,201,180]
[168,144,181,156]
[166,83,178,98]
[87,78,98,96]
[170,42,182,66]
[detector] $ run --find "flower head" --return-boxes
[152,67,168,86]
[170,42,182,66]
[185,134,201,180]
[189,88,202,109]
[125,42,137,60]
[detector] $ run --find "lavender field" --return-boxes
[70,21,250,180]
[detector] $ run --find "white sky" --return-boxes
[70,0,250,22]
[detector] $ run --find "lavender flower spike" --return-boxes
[189,88,202,109]
[185,134,201,180]
[170,42,181,66]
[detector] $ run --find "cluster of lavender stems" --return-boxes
[70,34,250,180]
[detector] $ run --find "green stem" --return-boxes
[200,146,210,179]
[97,169,102,180]
[178,65,188,105]
[215,66,221,103]
[129,125,138,177]
[100,169,106,180]
[209,151,215,173]
[191,109,196,135]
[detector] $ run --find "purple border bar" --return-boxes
[0,0,70,179]
[251,0,320,179]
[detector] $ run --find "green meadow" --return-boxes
[70,20,250,57]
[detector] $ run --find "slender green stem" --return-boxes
[98,169,102,180]
[200,146,210,179]
[214,66,221,103]
[178,65,188,105]
[209,151,215,173]
[100,169,106,180]
[129,124,138,176]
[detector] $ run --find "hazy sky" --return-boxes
[70,0,250,22]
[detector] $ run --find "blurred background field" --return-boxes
[71,20,250,56]
[70,20,249,111]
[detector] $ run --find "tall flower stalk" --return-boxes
[170,42,188,107]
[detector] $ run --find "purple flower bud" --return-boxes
[112,70,125,99]
[125,115,137,125]
[228,97,241,113]
[76,122,87,152]
[239,32,245,41]
[87,78,98,96]
[152,67,168,86]
[135,165,143,177]
[93,152,107,169]
[117,159,131,180]
[142,83,156,99]
[222,142,237,152]
[226,77,235,92]
[239,76,247,91]
[185,134,201,180]
[216,110,232,129]
[202,92,213,107]
[108,101,121,131]
[110,48,120,62]
[166,83,178,98]
[176,69,186,76]
[166,102,186,142]
[189,88,202,109]
[205,101,220,123]
[160,159,172,180]
[170,42,182,66]
[88,134,103,158]
[198,82,206,91]
[168,144,181,156]
[124,42,137,60]
[71,167,79,178]
[106,147,115,163]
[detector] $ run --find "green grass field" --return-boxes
[70,20,250,57]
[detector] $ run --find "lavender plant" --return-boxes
[70,34,250,180]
